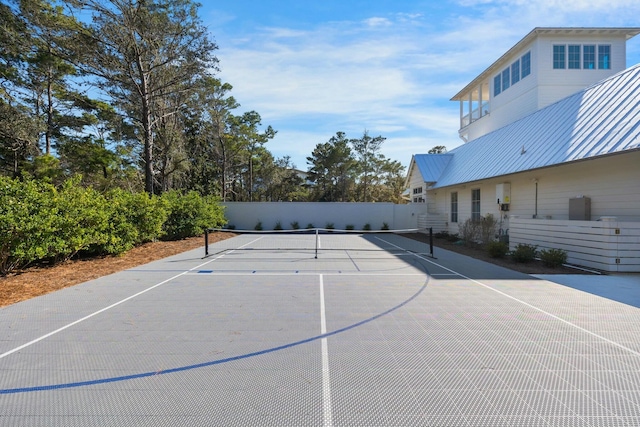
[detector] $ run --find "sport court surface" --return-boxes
[1,231,640,426]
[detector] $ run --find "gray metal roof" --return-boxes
[430,63,640,189]
[411,154,453,183]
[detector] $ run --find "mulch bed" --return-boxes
[402,233,597,276]
[0,233,232,308]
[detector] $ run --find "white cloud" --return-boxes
[211,4,640,169]
[364,17,392,27]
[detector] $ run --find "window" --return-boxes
[493,74,501,96]
[511,60,520,84]
[583,45,595,69]
[451,192,458,223]
[568,45,581,69]
[413,187,422,195]
[521,51,531,78]
[553,45,566,69]
[501,68,510,91]
[471,189,481,221]
[598,45,611,69]
[493,50,530,97]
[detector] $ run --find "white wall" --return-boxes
[464,33,628,142]
[222,202,428,231]
[426,152,640,235]
[536,34,627,110]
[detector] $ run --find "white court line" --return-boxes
[376,235,640,357]
[412,251,640,357]
[319,274,334,427]
[0,237,265,360]
[185,272,424,276]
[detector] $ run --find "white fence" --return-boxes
[509,217,640,272]
[222,202,427,231]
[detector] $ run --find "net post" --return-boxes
[429,227,434,258]
[204,228,209,256]
[315,228,318,259]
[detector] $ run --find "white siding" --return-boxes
[536,35,627,109]
[407,163,427,203]
[461,32,631,142]
[425,151,640,234]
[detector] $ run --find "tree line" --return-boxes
[1,0,405,202]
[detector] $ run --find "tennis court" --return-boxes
[1,230,640,426]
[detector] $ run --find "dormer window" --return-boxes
[584,45,595,69]
[521,52,531,77]
[553,45,566,69]
[501,68,510,91]
[493,50,531,97]
[599,45,611,69]
[554,44,611,70]
[568,45,581,69]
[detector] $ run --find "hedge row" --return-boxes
[0,176,226,275]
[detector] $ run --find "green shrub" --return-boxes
[381,222,390,230]
[53,177,112,258]
[290,221,300,230]
[539,248,568,268]
[511,243,538,263]
[345,224,355,230]
[98,189,168,255]
[254,221,263,230]
[274,221,283,230]
[0,177,224,275]
[487,240,509,258]
[363,223,371,231]
[447,233,460,242]
[325,222,335,230]
[162,191,226,240]
[306,223,314,229]
[0,177,58,273]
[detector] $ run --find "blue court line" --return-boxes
[1,267,429,394]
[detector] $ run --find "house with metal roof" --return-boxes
[406,28,640,272]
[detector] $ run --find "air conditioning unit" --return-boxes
[569,196,591,220]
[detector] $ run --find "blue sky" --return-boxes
[199,0,640,170]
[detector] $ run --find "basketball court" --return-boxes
[1,231,640,426]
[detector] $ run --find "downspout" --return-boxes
[534,181,538,218]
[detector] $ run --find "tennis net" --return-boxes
[204,227,434,259]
